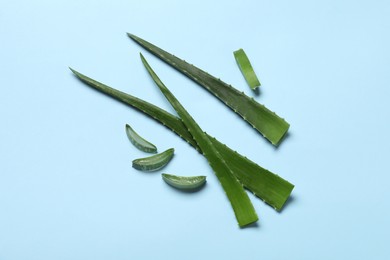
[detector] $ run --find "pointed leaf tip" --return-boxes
[69,67,80,76]
[127,33,139,41]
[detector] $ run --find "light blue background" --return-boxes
[1,0,389,259]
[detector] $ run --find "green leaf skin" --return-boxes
[132,148,174,171]
[69,68,294,211]
[125,124,157,153]
[233,48,260,90]
[127,33,289,146]
[162,173,206,190]
[140,54,258,227]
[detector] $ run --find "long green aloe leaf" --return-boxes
[127,33,289,146]
[69,68,294,210]
[140,54,258,227]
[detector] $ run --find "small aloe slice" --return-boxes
[141,54,258,227]
[132,148,174,171]
[162,173,206,190]
[233,48,260,90]
[69,68,294,210]
[127,33,289,146]
[125,124,157,153]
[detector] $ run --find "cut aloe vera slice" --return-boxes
[69,68,294,211]
[132,148,174,171]
[125,124,157,153]
[233,48,260,90]
[162,173,206,190]
[127,33,289,146]
[141,54,258,227]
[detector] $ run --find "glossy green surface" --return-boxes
[69,68,294,211]
[141,54,258,227]
[162,173,206,190]
[127,33,289,146]
[233,48,260,90]
[132,148,174,171]
[125,124,157,153]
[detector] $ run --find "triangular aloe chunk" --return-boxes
[127,33,289,146]
[69,68,294,210]
[140,54,258,227]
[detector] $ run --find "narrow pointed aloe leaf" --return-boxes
[69,68,294,210]
[233,48,260,90]
[69,67,198,149]
[140,54,258,227]
[127,33,289,146]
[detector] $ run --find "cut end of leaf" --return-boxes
[239,217,259,228]
[271,123,290,146]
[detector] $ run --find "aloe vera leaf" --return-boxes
[162,173,206,190]
[233,48,260,90]
[141,54,258,227]
[127,33,289,146]
[69,68,294,210]
[69,67,198,148]
[132,148,174,171]
[125,124,157,153]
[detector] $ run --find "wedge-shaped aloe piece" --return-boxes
[127,33,289,146]
[125,124,157,153]
[162,173,206,190]
[141,54,258,227]
[233,48,260,90]
[69,68,294,210]
[132,148,174,171]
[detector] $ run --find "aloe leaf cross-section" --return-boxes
[127,33,289,146]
